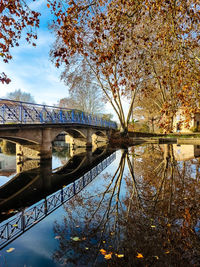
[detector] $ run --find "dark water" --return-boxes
[0,142,200,266]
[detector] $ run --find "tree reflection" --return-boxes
[52,145,200,266]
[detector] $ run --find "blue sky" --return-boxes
[0,1,67,105]
[0,0,124,120]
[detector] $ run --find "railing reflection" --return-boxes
[0,152,116,249]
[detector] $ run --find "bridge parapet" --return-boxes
[0,99,117,129]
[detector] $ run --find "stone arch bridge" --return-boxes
[0,99,117,159]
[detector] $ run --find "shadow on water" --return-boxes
[0,141,116,250]
[51,144,200,266]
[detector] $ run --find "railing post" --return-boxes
[21,210,25,232]
[6,222,9,241]
[40,111,43,123]
[73,182,76,194]
[2,105,5,124]
[44,198,48,215]
[82,112,84,124]
[43,105,46,123]
[23,109,26,123]
[19,102,22,123]
[71,110,74,122]
[59,109,63,123]
[61,188,64,202]
[90,170,93,181]
[83,175,85,187]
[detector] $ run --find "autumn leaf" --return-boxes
[136,253,144,258]
[104,253,112,260]
[71,236,81,241]
[100,249,107,255]
[8,209,16,214]
[6,248,15,253]
[54,236,61,239]
[115,254,124,258]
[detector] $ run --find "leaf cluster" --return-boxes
[0,0,40,83]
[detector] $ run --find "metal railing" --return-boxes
[0,99,117,129]
[0,152,116,249]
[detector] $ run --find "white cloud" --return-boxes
[28,0,45,10]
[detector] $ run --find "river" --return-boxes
[0,141,199,266]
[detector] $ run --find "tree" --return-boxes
[6,89,35,102]
[133,90,161,133]
[49,0,146,134]
[58,69,105,114]
[0,0,40,83]
[132,0,200,132]
[49,0,200,133]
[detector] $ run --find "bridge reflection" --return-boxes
[0,146,116,249]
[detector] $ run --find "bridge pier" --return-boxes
[16,144,40,161]
[15,129,53,160]
[65,129,108,149]
[37,128,52,160]
[65,135,88,148]
[92,134,108,145]
[65,129,93,148]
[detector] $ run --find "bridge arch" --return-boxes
[52,129,87,142]
[93,130,107,137]
[0,137,39,146]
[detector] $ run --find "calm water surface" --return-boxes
[0,142,200,266]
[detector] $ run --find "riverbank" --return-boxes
[110,131,200,146]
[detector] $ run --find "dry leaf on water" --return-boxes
[6,248,15,253]
[115,254,124,258]
[71,236,81,241]
[136,253,144,258]
[100,249,107,255]
[104,253,112,260]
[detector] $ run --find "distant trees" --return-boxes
[58,65,105,114]
[0,0,40,84]
[133,90,161,133]
[6,89,35,103]
[58,90,104,115]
